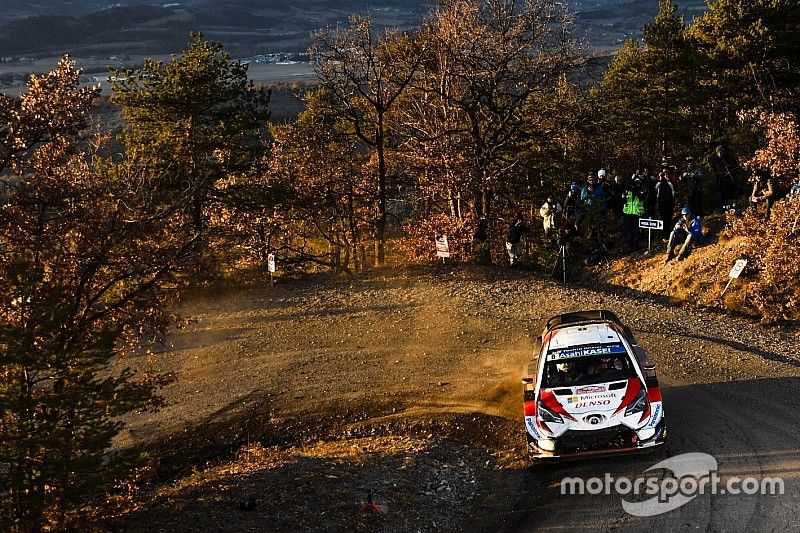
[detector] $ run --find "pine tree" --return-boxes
[691,0,800,121]
[597,0,700,164]
[111,33,271,244]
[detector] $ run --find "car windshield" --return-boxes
[542,344,636,388]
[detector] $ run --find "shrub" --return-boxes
[399,214,477,263]
[725,195,800,322]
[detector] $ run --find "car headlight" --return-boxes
[537,400,563,424]
[537,439,557,452]
[637,427,657,441]
[625,389,648,416]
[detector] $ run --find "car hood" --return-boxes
[538,377,647,435]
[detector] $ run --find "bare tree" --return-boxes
[311,16,424,266]
[404,0,575,221]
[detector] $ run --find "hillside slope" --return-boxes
[605,233,755,317]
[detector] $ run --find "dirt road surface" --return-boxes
[113,266,800,532]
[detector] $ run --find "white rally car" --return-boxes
[522,310,666,461]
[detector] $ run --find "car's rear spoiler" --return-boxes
[544,309,625,332]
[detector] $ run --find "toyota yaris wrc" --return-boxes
[522,310,666,461]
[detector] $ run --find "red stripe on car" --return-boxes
[524,401,536,417]
[647,387,662,403]
[540,390,577,421]
[614,378,642,415]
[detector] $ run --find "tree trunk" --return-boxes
[375,114,387,266]
[192,190,204,236]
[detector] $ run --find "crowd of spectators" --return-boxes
[505,145,797,267]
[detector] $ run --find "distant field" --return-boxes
[0,0,709,61]
[0,2,424,58]
[0,55,315,97]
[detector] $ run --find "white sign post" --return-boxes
[721,259,748,296]
[638,218,664,252]
[435,232,450,263]
[267,253,276,286]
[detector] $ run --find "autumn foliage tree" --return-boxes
[406,0,575,222]
[0,57,95,176]
[0,58,197,530]
[265,89,374,272]
[311,17,423,266]
[724,111,800,322]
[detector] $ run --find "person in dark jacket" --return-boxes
[506,212,529,266]
[607,174,625,219]
[710,145,739,210]
[681,156,705,217]
[655,169,676,239]
[641,167,658,218]
[563,181,585,231]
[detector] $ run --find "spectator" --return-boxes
[539,195,561,238]
[506,212,529,266]
[655,170,675,239]
[582,174,608,242]
[597,168,608,192]
[631,167,657,218]
[750,168,775,220]
[790,175,800,196]
[581,175,606,209]
[665,206,703,262]
[621,175,646,252]
[598,169,612,205]
[681,156,705,217]
[557,214,578,255]
[607,174,625,218]
[662,159,679,184]
[563,181,585,229]
[710,145,739,210]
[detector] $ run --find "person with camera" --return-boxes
[655,165,676,239]
[621,175,646,253]
[563,181,586,232]
[539,194,562,239]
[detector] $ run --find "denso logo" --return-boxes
[576,386,606,394]
[574,399,612,408]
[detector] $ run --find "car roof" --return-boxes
[545,310,624,332]
[545,323,625,360]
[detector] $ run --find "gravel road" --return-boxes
[114,265,800,532]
